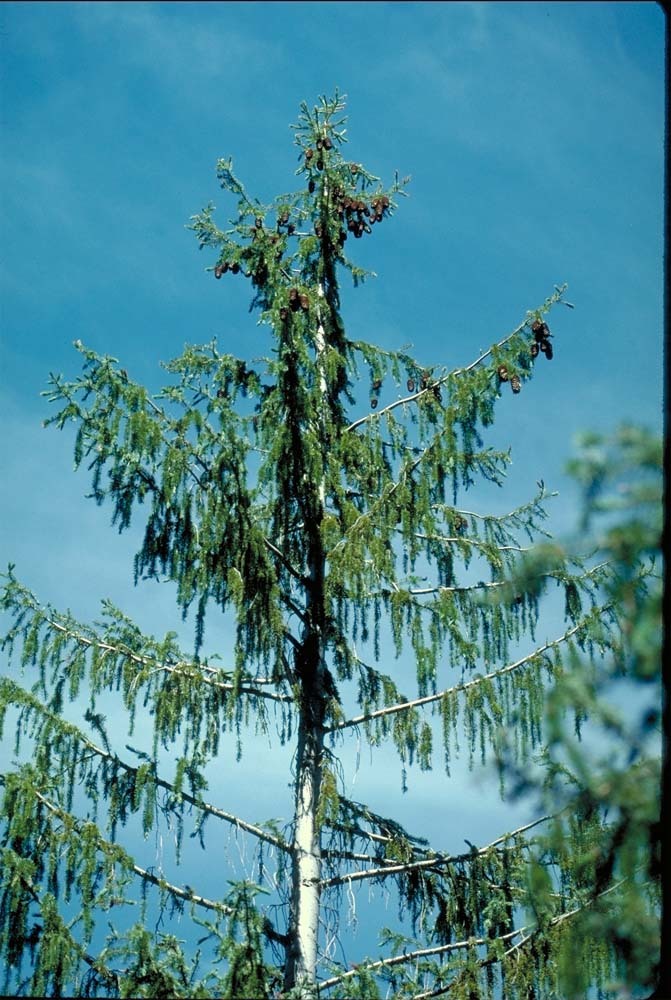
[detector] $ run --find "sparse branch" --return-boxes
[33,790,234,916]
[1,677,292,854]
[320,814,553,888]
[345,283,568,434]
[317,930,523,992]
[319,873,626,995]
[325,617,600,734]
[364,558,611,602]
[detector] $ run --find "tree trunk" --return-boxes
[284,298,332,993]
[284,688,325,991]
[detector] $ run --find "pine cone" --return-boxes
[407,378,416,393]
[530,343,540,358]
[510,374,522,394]
[370,397,378,409]
[497,365,509,382]
[532,319,550,343]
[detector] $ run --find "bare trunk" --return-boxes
[285,694,325,990]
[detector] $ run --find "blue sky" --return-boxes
[0,0,665,980]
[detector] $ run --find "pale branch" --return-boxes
[324,619,593,734]
[263,535,306,584]
[397,580,509,597]
[366,557,612,601]
[413,532,531,554]
[36,610,294,704]
[343,328,520,436]
[409,878,631,1000]
[319,873,626,995]
[319,814,553,889]
[344,283,568,435]
[33,790,234,917]
[2,678,292,854]
[317,928,524,992]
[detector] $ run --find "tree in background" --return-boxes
[495,425,663,1000]
[0,94,660,998]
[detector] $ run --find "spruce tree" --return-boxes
[0,93,659,998]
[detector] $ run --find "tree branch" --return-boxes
[35,608,294,704]
[1,678,292,854]
[319,874,628,995]
[33,790,234,916]
[324,618,596,734]
[342,291,561,436]
[409,877,631,1000]
[319,814,552,888]
[7,848,121,991]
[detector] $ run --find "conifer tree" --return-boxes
[0,94,660,998]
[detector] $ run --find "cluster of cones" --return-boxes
[531,319,553,360]
[497,365,522,395]
[497,318,555,395]
[278,288,310,319]
[304,135,334,172]
[332,189,390,241]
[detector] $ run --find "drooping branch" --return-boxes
[3,849,121,993]
[320,814,553,889]
[408,877,632,1000]
[1,576,296,712]
[325,612,609,734]
[344,284,569,435]
[318,874,627,995]
[0,677,292,855]
[32,789,234,916]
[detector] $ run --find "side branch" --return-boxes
[318,875,628,995]
[1,678,291,854]
[33,790,233,916]
[324,618,595,734]
[409,878,631,1000]
[344,285,567,435]
[8,585,292,703]
[319,814,552,889]
[5,847,120,991]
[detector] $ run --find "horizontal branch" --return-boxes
[393,559,611,600]
[34,790,233,916]
[414,532,531,554]
[325,618,590,734]
[320,814,552,889]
